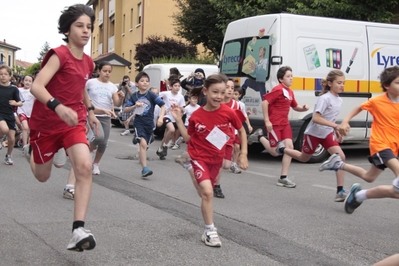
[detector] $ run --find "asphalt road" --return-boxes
[0,127,396,266]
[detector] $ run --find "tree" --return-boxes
[173,0,228,58]
[25,62,41,75]
[175,0,399,58]
[134,35,197,71]
[12,65,25,76]
[37,42,51,62]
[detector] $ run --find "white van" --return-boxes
[220,13,399,162]
[143,63,218,94]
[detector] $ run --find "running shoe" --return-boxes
[335,189,348,202]
[142,167,153,177]
[247,128,263,145]
[201,228,222,247]
[319,153,343,172]
[344,183,362,214]
[277,178,296,188]
[213,185,225,198]
[67,227,96,252]
[92,164,100,175]
[5,155,13,165]
[63,187,75,200]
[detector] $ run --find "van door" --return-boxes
[366,25,399,138]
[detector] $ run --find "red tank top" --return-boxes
[30,45,94,133]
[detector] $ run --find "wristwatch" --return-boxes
[87,105,95,111]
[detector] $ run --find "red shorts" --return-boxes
[234,134,241,145]
[224,145,233,161]
[18,113,29,123]
[267,124,292,147]
[302,132,339,154]
[30,125,88,164]
[191,159,223,187]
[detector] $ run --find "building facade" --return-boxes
[0,39,20,68]
[86,0,180,82]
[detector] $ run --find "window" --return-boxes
[130,8,133,30]
[110,19,115,36]
[99,25,104,41]
[8,54,12,67]
[137,3,142,25]
[122,14,125,34]
[129,50,132,63]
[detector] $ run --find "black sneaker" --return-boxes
[162,145,168,157]
[344,183,362,214]
[156,149,165,160]
[214,185,225,198]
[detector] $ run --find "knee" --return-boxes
[74,161,92,178]
[200,187,214,200]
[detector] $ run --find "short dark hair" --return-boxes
[98,61,112,71]
[234,84,243,95]
[135,71,150,82]
[380,66,399,92]
[277,66,292,82]
[170,78,181,87]
[58,4,95,43]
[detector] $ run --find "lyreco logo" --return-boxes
[223,54,241,64]
[371,46,399,68]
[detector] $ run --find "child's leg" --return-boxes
[198,179,214,225]
[161,122,175,147]
[67,143,92,222]
[21,120,30,146]
[327,146,346,188]
[6,129,15,155]
[233,143,240,164]
[139,138,149,168]
[342,162,383,183]
[280,138,294,176]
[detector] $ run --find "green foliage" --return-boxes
[24,62,41,75]
[37,42,51,62]
[173,0,227,58]
[134,35,197,71]
[151,53,216,64]
[12,65,25,76]
[174,0,399,58]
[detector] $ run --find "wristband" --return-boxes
[87,105,95,112]
[47,98,61,111]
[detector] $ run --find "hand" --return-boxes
[334,128,344,143]
[55,104,78,126]
[246,109,251,116]
[157,117,163,128]
[338,122,350,136]
[88,112,100,136]
[265,120,272,133]
[248,125,253,134]
[302,104,309,111]
[136,102,143,107]
[9,100,18,106]
[238,153,248,170]
[117,90,125,99]
[169,104,184,121]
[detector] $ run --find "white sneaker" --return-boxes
[175,136,184,145]
[23,144,31,163]
[201,227,222,247]
[5,155,13,165]
[67,227,96,251]
[120,130,130,136]
[63,187,75,200]
[171,144,179,150]
[92,164,100,175]
[166,141,174,148]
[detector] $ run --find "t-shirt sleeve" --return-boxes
[154,95,165,107]
[110,83,118,94]
[178,95,186,107]
[290,91,298,108]
[230,109,243,130]
[13,87,21,102]
[125,94,135,107]
[313,96,328,114]
[361,98,373,112]
[263,88,280,104]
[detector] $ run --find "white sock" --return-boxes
[205,223,215,231]
[65,184,74,190]
[356,189,367,203]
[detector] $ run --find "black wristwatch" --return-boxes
[87,105,95,111]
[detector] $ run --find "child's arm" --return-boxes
[157,105,165,128]
[293,104,309,112]
[9,100,22,107]
[261,100,272,132]
[170,104,190,142]
[31,54,79,127]
[237,127,248,170]
[83,86,100,136]
[338,105,363,136]
[245,117,253,133]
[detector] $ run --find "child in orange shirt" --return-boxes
[319,66,399,214]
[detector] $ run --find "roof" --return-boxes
[15,60,34,69]
[0,40,21,51]
[92,52,132,67]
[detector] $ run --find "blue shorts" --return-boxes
[0,115,16,131]
[133,125,154,145]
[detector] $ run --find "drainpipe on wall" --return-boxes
[141,0,145,44]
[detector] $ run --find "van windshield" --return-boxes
[220,36,271,83]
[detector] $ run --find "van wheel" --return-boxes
[294,120,329,163]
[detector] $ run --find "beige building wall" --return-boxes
[87,0,200,82]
